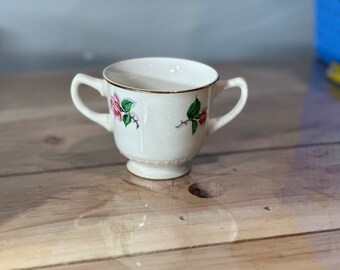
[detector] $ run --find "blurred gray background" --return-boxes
[0,0,313,74]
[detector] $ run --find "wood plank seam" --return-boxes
[1,140,340,179]
[12,228,340,270]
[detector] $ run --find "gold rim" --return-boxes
[104,75,220,94]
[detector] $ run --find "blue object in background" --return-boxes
[315,0,340,63]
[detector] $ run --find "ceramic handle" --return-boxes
[71,73,112,131]
[208,77,248,135]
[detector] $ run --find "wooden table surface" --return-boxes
[1,61,340,270]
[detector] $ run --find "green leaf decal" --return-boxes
[123,113,131,126]
[122,99,133,113]
[192,120,198,135]
[187,97,201,119]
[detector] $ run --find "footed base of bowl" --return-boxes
[126,160,190,180]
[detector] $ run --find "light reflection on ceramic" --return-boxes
[71,58,248,180]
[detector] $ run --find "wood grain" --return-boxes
[1,61,339,270]
[1,143,339,269]
[49,230,340,270]
[2,62,340,176]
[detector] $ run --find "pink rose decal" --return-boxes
[176,96,207,135]
[199,107,207,125]
[110,94,139,129]
[110,94,122,121]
